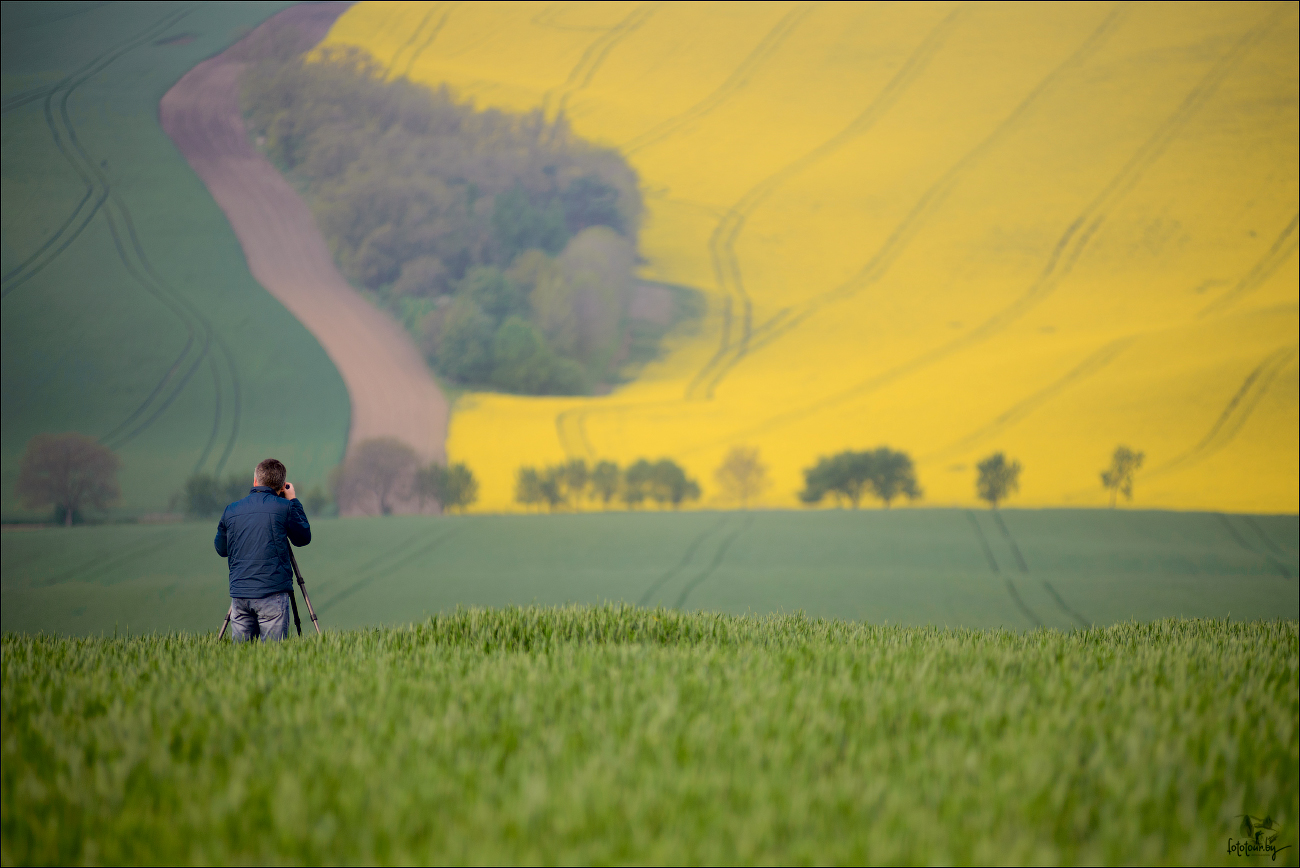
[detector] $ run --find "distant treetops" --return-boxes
[12,435,1147,523]
[241,46,647,396]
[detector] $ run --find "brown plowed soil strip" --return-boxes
[160,3,448,463]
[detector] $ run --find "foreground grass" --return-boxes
[3,608,1296,865]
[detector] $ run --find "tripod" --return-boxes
[218,548,321,638]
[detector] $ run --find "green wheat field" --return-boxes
[3,607,1297,864]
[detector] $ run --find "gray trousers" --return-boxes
[230,592,291,641]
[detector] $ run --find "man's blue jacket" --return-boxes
[214,486,311,598]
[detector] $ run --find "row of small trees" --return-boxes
[11,432,1149,524]
[516,458,701,510]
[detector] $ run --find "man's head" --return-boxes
[254,458,287,493]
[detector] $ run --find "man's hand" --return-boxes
[282,481,296,500]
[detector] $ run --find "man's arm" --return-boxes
[214,514,228,557]
[286,498,311,547]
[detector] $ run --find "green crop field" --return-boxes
[2,608,1296,864]
[2,509,1295,636]
[0,1,349,520]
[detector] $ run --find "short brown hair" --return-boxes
[255,458,287,492]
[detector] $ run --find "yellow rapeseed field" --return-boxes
[323,1,1298,513]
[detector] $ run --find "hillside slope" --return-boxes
[1,1,351,517]
[326,1,1298,513]
[161,4,449,465]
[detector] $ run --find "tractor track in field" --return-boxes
[161,3,448,465]
[965,510,1041,628]
[673,514,751,610]
[317,525,463,615]
[920,336,1135,464]
[992,512,1089,629]
[552,3,1130,461]
[1,3,248,475]
[541,3,657,122]
[638,514,731,606]
[391,2,457,79]
[686,7,962,401]
[1198,213,1298,318]
[621,5,814,156]
[685,3,1280,448]
[968,510,1089,629]
[1,6,190,293]
[1214,513,1292,580]
[1148,343,1297,478]
[691,3,1132,402]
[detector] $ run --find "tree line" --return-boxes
[516,458,701,510]
[12,432,1151,523]
[240,47,647,395]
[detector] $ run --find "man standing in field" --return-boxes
[214,458,311,641]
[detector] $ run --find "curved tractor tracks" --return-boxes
[541,3,657,123]
[685,7,964,401]
[2,4,246,475]
[161,4,448,464]
[693,3,1283,450]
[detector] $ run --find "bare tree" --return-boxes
[976,452,1021,509]
[17,433,121,526]
[715,446,769,508]
[1100,445,1144,507]
[336,438,419,515]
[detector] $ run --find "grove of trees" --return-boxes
[799,448,921,508]
[241,47,646,395]
[334,437,477,515]
[516,458,700,511]
[16,433,121,526]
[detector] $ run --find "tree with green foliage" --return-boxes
[866,447,922,508]
[976,452,1021,508]
[241,45,647,397]
[183,472,256,519]
[649,459,702,509]
[590,460,621,508]
[559,460,590,507]
[1100,445,1144,507]
[416,462,478,513]
[515,467,544,510]
[799,451,874,508]
[714,447,768,508]
[17,433,121,526]
[622,459,655,509]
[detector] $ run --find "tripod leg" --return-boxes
[218,605,232,640]
[288,587,302,636]
[289,549,322,634]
